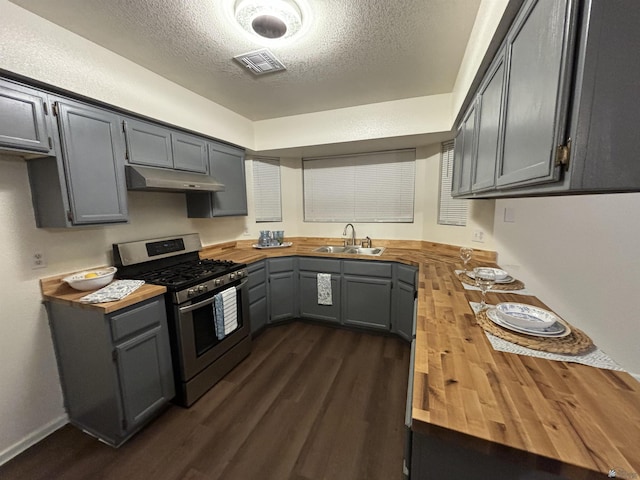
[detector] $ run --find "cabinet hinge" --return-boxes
[555,139,571,170]
[112,350,118,362]
[48,137,53,150]
[66,210,73,223]
[43,102,49,116]
[52,102,59,117]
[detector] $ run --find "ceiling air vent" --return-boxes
[234,49,286,75]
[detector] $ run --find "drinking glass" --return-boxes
[473,267,496,310]
[459,247,473,274]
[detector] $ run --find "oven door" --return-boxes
[174,278,250,382]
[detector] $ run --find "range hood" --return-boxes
[125,165,225,193]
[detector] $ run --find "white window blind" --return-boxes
[252,157,282,222]
[438,141,468,226]
[303,149,415,222]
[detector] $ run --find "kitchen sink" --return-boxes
[312,245,386,256]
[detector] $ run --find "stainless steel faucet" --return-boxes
[342,223,356,246]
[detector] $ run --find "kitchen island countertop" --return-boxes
[201,237,640,479]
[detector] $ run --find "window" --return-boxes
[303,149,415,222]
[438,141,468,226]
[252,157,282,222]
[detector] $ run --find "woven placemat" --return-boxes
[457,272,525,291]
[475,309,595,355]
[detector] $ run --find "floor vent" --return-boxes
[233,49,286,75]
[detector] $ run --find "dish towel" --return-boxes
[79,280,145,304]
[317,273,332,306]
[221,286,238,336]
[213,292,225,340]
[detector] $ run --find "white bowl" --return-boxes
[495,303,558,330]
[63,267,117,291]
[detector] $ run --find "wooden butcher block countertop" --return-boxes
[203,238,640,480]
[41,270,166,314]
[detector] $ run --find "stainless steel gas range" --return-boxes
[113,233,251,407]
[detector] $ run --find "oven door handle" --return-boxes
[178,278,249,314]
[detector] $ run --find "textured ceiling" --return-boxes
[9,0,481,121]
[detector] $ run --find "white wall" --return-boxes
[493,195,640,374]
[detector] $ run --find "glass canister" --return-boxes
[258,230,271,247]
[273,230,284,245]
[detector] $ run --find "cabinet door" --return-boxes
[171,132,207,173]
[454,104,477,195]
[249,296,268,334]
[208,142,248,216]
[299,271,341,323]
[185,142,248,218]
[54,99,128,225]
[343,275,392,330]
[123,117,172,169]
[115,325,175,433]
[451,126,465,197]
[269,271,297,323]
[0,79,52,154]
[497,0,575,188]
[394,281,415,342]
[472,51,505,192]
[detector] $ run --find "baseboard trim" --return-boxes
[0,414,68,466]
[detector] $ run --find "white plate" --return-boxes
[486,308,571,338]
[252,242,293,249]
[466,270,514,284]
[496,303,558,329]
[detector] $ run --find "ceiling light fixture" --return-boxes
[234,0,305,41]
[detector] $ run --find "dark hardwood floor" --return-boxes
[0,322,410,480]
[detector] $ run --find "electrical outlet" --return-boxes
[32,251,47,269]
[242,228,251,237]
[472,230,484,243]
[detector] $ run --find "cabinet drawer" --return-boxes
[343,260,392,278]
[249,283,266,304]
[397,264,417,286]
[110,297,164,342]
[298,257,341,273]
[248,267,266,289]
[268,257,295,273]
[247,260,265,274]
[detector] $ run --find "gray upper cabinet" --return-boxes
[472,50,505,192]
[454,0,640,198]
[123,117,173,169]
[0,79,53,155]
[186,142,248,218]
[171,131,208,173]
[123,117,208,173]
[28,97,128,227]
[497,0,573,189]
[453,104,477,196]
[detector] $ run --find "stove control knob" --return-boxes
[214,279,222,287]
[197,285,205,293]
[237,270,244,278]
[202,285,208,292]
[230,272,236,281]
[188,288,195,297]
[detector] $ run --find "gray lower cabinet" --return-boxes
[342,260,393,331]
[248,260,268,334]
[393,264,417,342]
[0,78,53,155]
[27,97,128,227]
[267,257,297,323]
[298,257,342,324]
[186,142,248,218]
[47,296,174,446]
